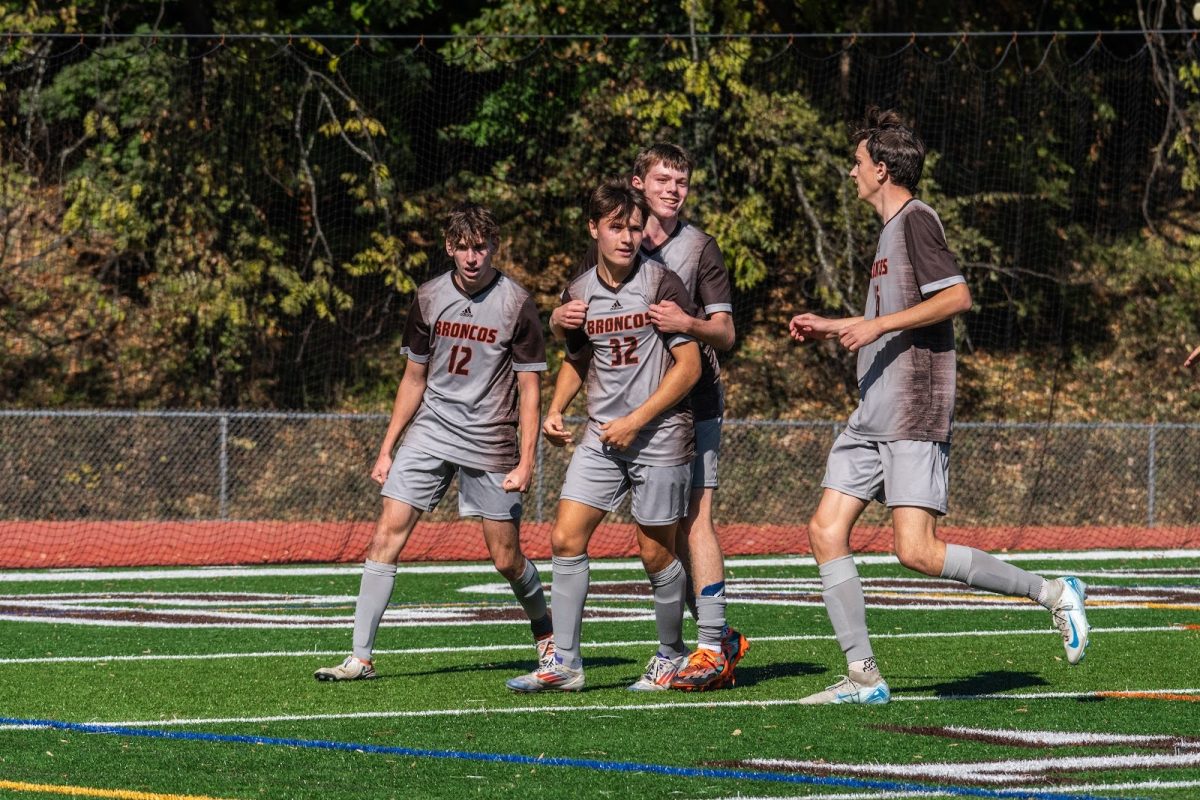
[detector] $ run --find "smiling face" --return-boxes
[445,236,496,290]
[632,161,690,223]
[589,205,645,272]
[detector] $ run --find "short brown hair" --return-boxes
[443,203,499,246]
[587,179,650,226]
[633,142,694,180]
[852,107,925,192]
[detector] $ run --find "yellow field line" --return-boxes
[0,780,236,800]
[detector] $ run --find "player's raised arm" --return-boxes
[599,339,700,451]
[1185,344,1200,369]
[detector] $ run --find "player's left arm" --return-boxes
[504,370,541,493]
[840,209,972,353]
[504,295,547,491]
[600,340,701,450]
[648,239,736,351]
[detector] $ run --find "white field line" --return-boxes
[3,688,1196,730]
[2,549,1198,583]
[743,752,1200,781]
[0,624,1185,666]
[713,781,1200,800]
[942,725,1192,748]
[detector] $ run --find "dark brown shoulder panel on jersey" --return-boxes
[512,294,546,365]
[696,237,732,310]
[903,208,962,289]
[402,294,431,357]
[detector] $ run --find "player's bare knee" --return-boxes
[491,551,522,580]
[895,543,938,575]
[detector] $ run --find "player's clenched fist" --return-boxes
[370,453,392,486]
[542,411,573,447]
[648,299,690,334]
[502,462,533,493]
[599,415,642,450]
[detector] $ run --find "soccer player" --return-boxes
[315,204,551,683]
[787,108,1091,705]
[506,180,701,692]
[550,144,749,691]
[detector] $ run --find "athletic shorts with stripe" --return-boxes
[820,430,950,516]
[381,445,521,521]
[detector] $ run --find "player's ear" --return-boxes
[630,174,645,191]
[445,238,456,257]
[587,219,599,240]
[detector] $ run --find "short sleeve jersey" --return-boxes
[563,257,698,466]
[401,270,546,472]
[584,222,732,420]
[847,199,966,443]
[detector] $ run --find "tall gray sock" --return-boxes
[941,544,1045,603]
[820,555,873,663]
[695,581,727,652]
[551,554,590,670]
[508,558,552,637]
[352,559,397,661]
[648,559,688,660]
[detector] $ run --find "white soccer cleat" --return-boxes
[1050,576,1090,665]
[506,659,585,693]
[627,652,686,692]
[535,634,556,671]
[313,655,377,682]
[798,671,891,705]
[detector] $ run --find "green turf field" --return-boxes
[1,550,1198,800]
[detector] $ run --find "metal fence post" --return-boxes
[1147,423,1157,528]
[219,413,229,521]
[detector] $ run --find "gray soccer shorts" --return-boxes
[691,416,722,490]
[380,446,521,521]
[821,431,951,515]
[560,444,691,526]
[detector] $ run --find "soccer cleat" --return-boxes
[628,652,686,692]
[798,670,891,705]
[313,655,377,682]
[669,647,728,691]
[505,659,585,693]
[719,627,750,687]
[535,634,556,670]
[1050,576,1090,665]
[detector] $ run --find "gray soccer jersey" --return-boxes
[846,199,966,443]
[585,223,731,421]
[563,257,698,466]
[400,270,546,472]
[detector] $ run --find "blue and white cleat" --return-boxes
[798,671,891,705]
[506,658,584,693]
[1051,576,1090,665]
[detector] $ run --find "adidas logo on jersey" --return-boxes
[609,300,623,311]
[460,307,474,318]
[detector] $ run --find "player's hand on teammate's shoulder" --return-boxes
[551,300,588,330]
[648,299,690,334]
[1185,344,1200,369]
[370,453,392,486]
[502,462,533,493]
[542,411,573,447]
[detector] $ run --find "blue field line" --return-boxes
[0,716,1137,800]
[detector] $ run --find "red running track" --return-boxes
[3,521,1199,568]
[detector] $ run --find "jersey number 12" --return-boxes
[448,344,472,375]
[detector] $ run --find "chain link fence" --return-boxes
[1,410,1197,531]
